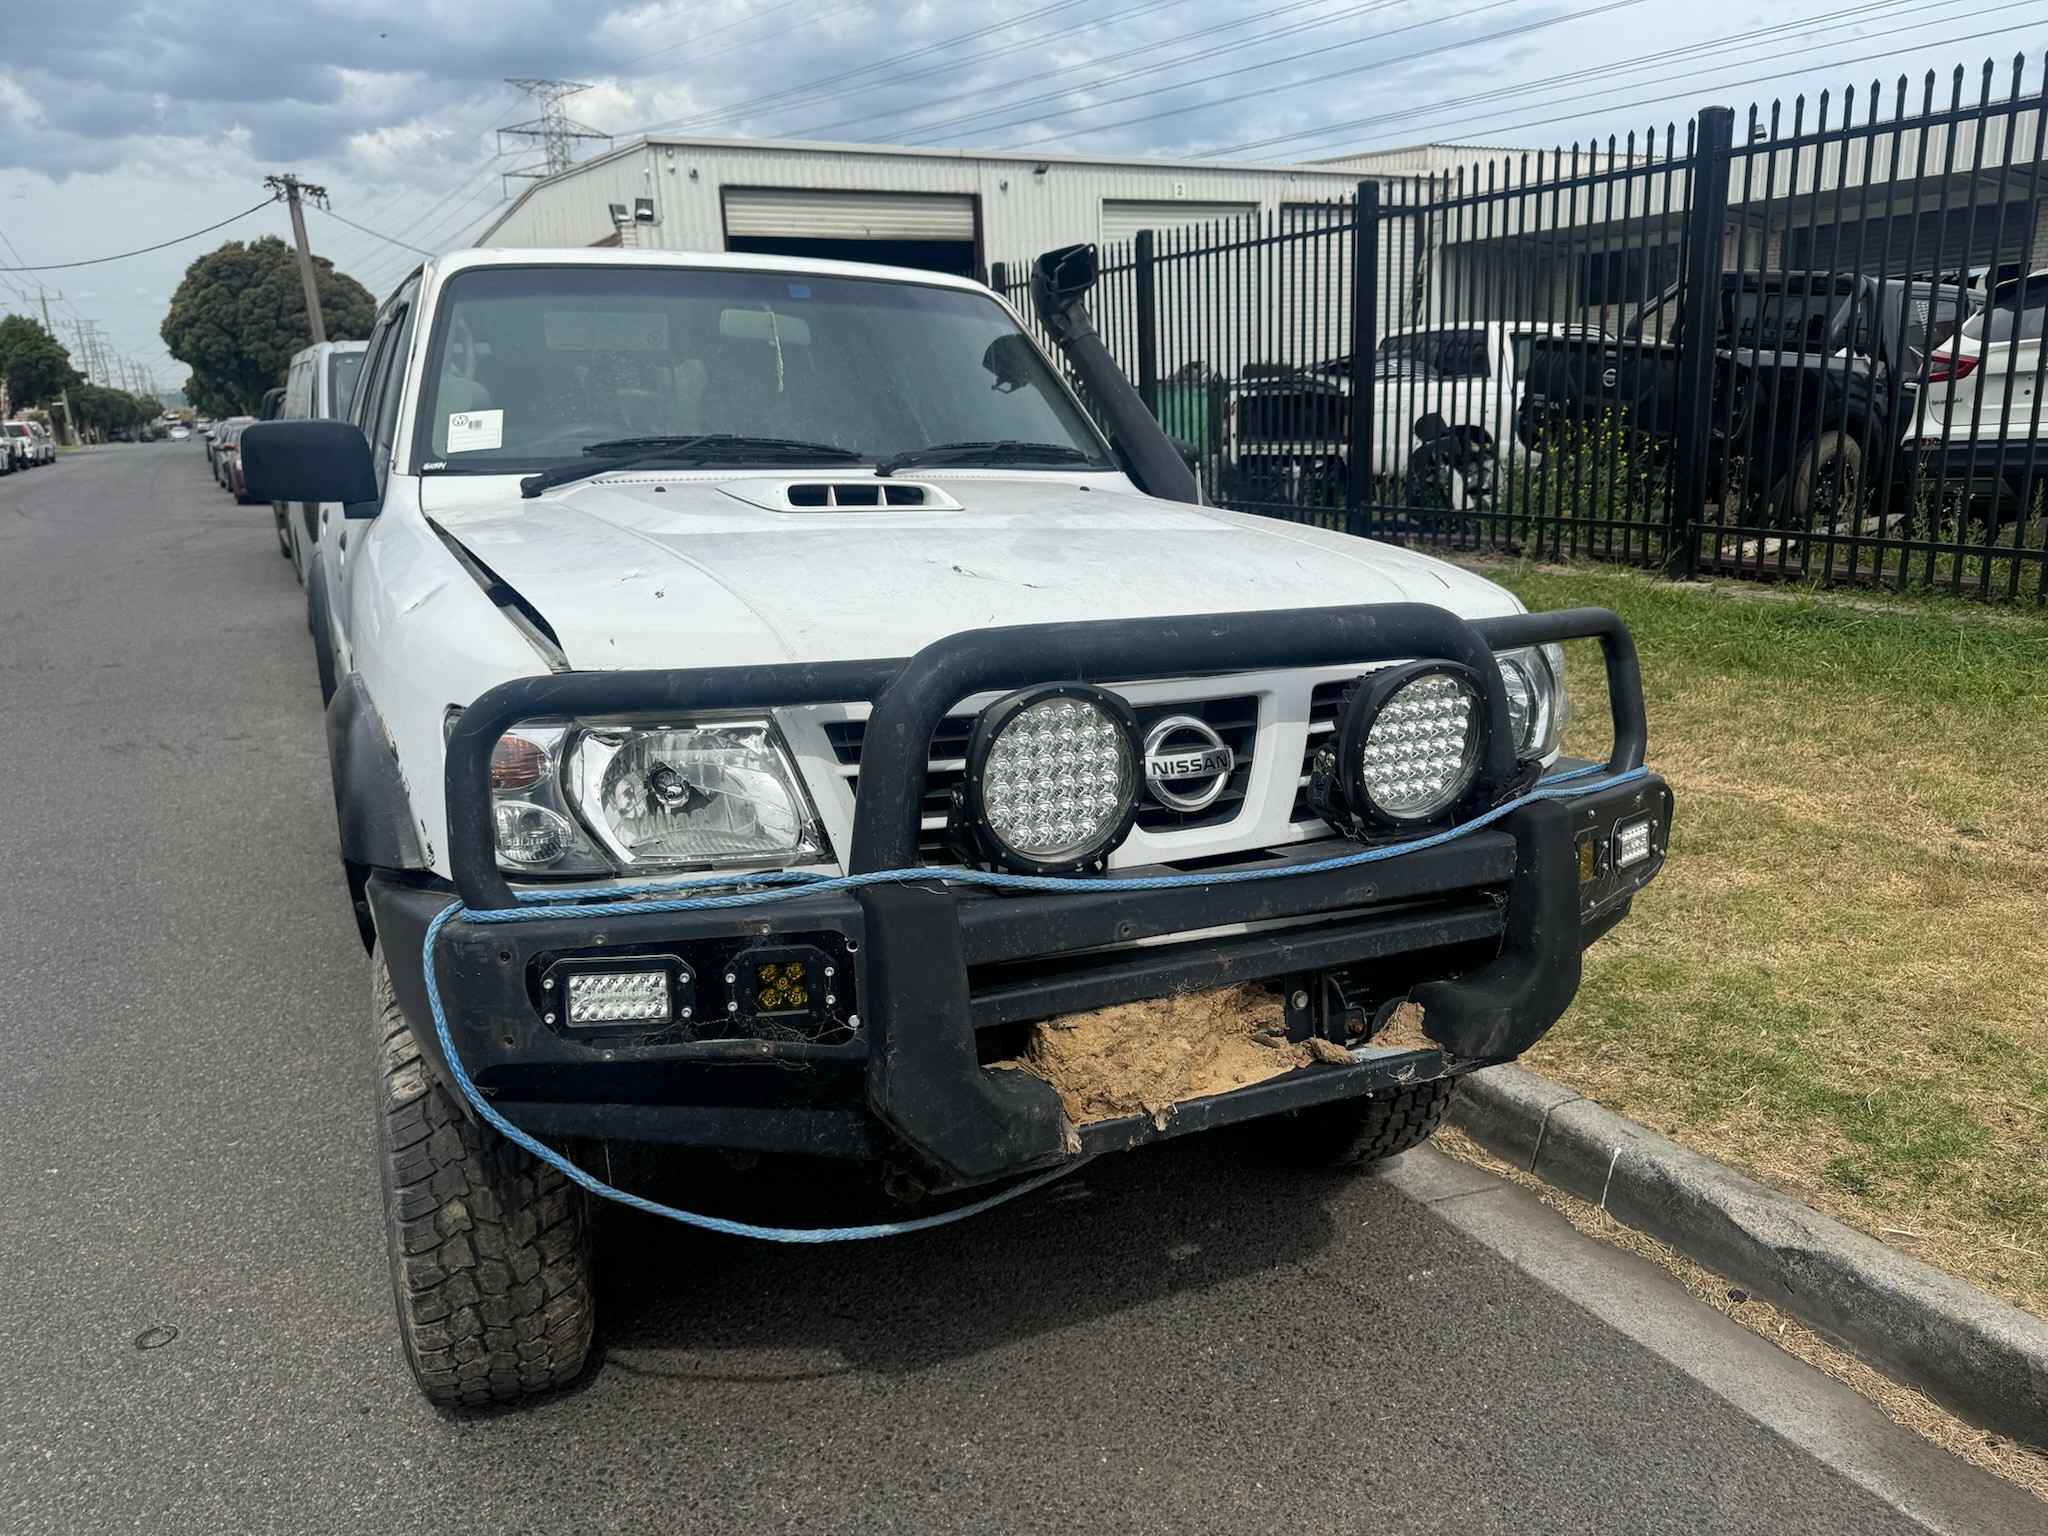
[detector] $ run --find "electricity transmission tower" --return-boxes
[498,80,611,193]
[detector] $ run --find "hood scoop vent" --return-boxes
[717,478,962,513]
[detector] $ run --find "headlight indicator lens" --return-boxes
[1356,669,1483,819]
[961,685,1141,872]
[568,720,824,868]
[490,734,551,793]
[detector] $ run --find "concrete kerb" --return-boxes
[1446,1063,2048,1451]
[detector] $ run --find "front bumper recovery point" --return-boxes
[394,602,1666,1188]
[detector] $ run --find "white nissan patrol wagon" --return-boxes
[242,244,1670,1407]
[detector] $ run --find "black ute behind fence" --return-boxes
[994,55,2048,602]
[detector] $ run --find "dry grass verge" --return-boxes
[1481,564,2048,1320]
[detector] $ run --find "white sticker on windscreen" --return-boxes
[446,409,504,453]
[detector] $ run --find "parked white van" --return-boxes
[273,339,370,577]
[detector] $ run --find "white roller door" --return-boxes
[1101,199,1258,244]
[723,188,977,241]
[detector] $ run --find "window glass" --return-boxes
[1961,277,2048,344]
[1374,332,1489,380]
[1904,286,1971,368]
[283,359,311,420]
[1725,280,1840,352]
[411,265,1108,472]
[327,351,365,419]
[352,322,398,436]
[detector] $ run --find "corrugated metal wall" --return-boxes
[479,138,1375,266]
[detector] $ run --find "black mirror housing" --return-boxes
[240,419,378,506]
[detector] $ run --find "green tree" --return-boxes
[73,383,155,438]
[0,315,82,408]
[160,236,376,417]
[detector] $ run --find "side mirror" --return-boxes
[1034,243,1099,305]
[240,419,378,507]
[1168,435,1201,475]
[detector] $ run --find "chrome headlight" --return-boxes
[1497,644,1567,761]
[477,723,610,875]
[958,684,1141,874]
[565,719,825,869]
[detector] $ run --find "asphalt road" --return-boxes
[1,445,2039,1536]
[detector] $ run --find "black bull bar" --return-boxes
[423,603,1662,1186]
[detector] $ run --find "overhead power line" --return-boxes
[860,0,1414,147]
[1206,0,1972,157]
[1430,20,2046,149]
[986,0,1655,149]
[0,200,274,272]
[317,206,435,257]
[632,0,1104,136]
[794,0,1293,141]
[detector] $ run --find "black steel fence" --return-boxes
[994,55,2048,602]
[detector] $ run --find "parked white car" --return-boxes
[2,420,53,467]
[239,245,1669,1407]
[1904,269,2045,518]
[1224,322,1606,511]
[271,338,370,578]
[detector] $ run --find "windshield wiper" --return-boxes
[872,440,1095,476]
[519,435,864,498]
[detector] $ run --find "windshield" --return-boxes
[328,351,365,419]
[413,265,1110,473]
[1375,331,1490,380]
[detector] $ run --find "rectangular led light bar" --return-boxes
[1613,817,1655,870]
[565,969,672,1026]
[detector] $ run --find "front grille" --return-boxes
[1292,679,1350,823]
[824,694,1261,861]
[1131,696,1257,832]
[1236,388,1346,444]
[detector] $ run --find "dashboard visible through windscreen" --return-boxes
[412,265,1110,473]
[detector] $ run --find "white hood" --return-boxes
[421,473,1521,671]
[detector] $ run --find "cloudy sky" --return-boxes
[2,0,2042,394]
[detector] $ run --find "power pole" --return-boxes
[36,293,74,444]
[498,80,611,194]
[265,174,330,346]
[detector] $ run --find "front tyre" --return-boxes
[1248,1077,1456,1168]
[371,949,594,1405]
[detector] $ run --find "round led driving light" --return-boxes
[960,684,1141,874]
[1338,663,1487,826]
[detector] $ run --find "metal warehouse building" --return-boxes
[473,135,1391,280]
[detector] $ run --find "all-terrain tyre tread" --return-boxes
[371,949,593,1405]
[1263,1076,1457,1168]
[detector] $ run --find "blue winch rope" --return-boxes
[418,763,1650,1243]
